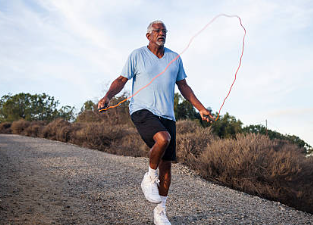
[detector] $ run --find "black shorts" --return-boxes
[131,109,176,161]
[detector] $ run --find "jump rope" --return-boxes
[99,14,246,122]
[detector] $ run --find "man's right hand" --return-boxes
[97,76,128,112]
[98,97,109,110]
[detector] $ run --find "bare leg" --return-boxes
[158,160,171,196]
[149,131,171,170]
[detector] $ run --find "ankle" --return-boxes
[157,195,167,209]
[148,166,158,178]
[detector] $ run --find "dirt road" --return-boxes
[0,134,312,224]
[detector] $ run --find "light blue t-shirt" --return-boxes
[121,46,187,121]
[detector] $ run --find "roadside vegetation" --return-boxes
[1,92,312,214]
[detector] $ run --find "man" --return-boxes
[98,20,213,225]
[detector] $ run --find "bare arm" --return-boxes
[176,79,214,122]
[98,76,128,109]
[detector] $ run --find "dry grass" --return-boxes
[176,120,216,167]
[0,122,12,134]
[41,118,72,141]
[24,121,47,137]
[179,131,313,213]
[176,121,313,213]
[109,128,149,157]
[76,110,102,123]
[11,119,30,134]
[70,122,126,150]
[1,118,313,214]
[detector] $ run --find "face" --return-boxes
[147,23,167,46]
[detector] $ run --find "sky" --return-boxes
[0,0,312,147]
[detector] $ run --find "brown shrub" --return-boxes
[110,127,149,157]
[11,119,30,134]
[0,122,12,134]
[99,105,132,126]
[76,110,102,123]
[176,119,201,135]
[70,122,127,150]
[56,124,71,142]
[176,123,216,166]
[77,107,133,127]
[196,133,313,213]
[24,121,46,137]
[40,119,72,141]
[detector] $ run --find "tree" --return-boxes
[58,105,76,121]
[80,100,96,113]
[174,93,242,138]
[76,100,99,123]
[0,93,75,122]
[174,93,200,121]
[0,93,33,122]
[174,93,181,119]
[242,124,312,152]
[206,112,243,138]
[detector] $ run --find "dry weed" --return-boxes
[11,119,30,134]
[110,128,149,157]
[41,118,71,140]
[23,121,46,137]
[176,122,215,167]
[71,122,126,150]
[197,133,313,213]
[0,122,12,134]
[76,110,102,123]
[176,120,201,135]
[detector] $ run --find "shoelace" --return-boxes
[156,207,169,222]
[150,176,160,185]
[158,208,166,216]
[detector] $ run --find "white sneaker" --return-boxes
[154,206,171,225]
[141,172,162,203]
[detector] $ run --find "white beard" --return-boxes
[156,40,165,46]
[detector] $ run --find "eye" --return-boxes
[153,29,168,34]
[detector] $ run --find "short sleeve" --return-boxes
[121,51,136,80]
[176,57,187,82]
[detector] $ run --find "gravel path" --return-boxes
[0,134,312,225]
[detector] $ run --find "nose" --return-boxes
[160,29,166,35]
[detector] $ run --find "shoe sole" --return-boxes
[154,219,170,225]
[141,182,162,204]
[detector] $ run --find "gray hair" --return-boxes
[147,20,166,34]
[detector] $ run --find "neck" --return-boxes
[147,44,164,58]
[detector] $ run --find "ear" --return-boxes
[146,33,150,40]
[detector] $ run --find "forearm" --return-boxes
[177,79,213,122]
[179,84,205,112]
[105,76,128,100]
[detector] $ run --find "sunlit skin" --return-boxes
[146,23,167,58]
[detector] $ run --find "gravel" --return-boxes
[0,134,312,224]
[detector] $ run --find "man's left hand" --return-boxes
[199,109,215,123]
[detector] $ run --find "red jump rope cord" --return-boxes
[100,14,247,122]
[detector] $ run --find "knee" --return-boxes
[155,131,171,148]
[159,134,171,148]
